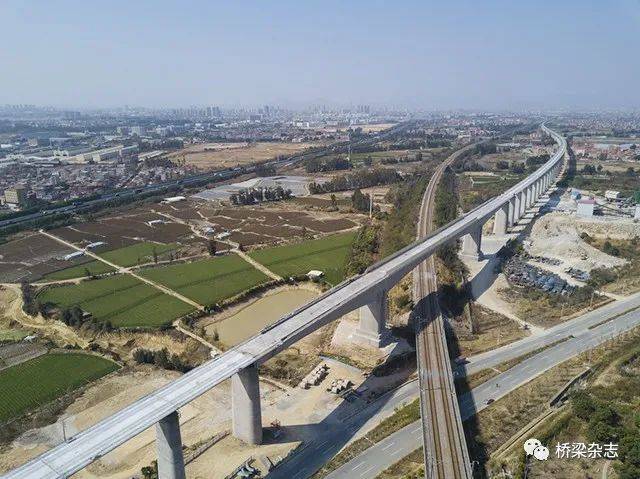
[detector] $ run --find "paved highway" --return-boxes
[2,126,565,479]
[325,300,640,479]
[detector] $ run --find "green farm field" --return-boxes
[98,242,177,267]
[38,275,195,328]
[0,353,119,423]
[0,329,30,343]
[249,232,356,285]
[141,254,269,307]
[41,260,115,281]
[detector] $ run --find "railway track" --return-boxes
[413,144,476,478]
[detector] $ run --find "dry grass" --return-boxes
[499,286,611,328]
[479,327,640,477]
[167,141,322,170]
[455,304,529,357]
[375,448,424,479]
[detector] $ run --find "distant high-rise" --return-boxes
[206,106,221,118]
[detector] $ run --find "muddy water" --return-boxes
[213,288,318,347]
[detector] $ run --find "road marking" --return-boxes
[412,426,422,434]
[351,462,365,471]
[360,465,376,477]
[381,441,396,451]
[391,448,404,456]
[315,440,328,449]
[293,470,307,479]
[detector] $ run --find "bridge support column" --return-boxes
[519,191,526,217]
[526,185,534,208]
[354,289,387,347]
[156,411,186,479]
[461,227,483,260]
[493,204,509,235]
[512,195,520,224]
[232,364,262,445]
[507,197,517,227]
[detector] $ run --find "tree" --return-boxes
[152,247,158,264]
[510,162,525,174]
[207,240,217,256]
[330,194,338,210]
[618,431,640,478]
[351,189,370,213]
[571,391,596,420]
[602,240,620,257]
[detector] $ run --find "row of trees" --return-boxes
[308,168,402,194]
[59,305,114,333]
[229,186,293,205]
[345,224,380,277]
[132,347,192,373]
[304,156,352,173]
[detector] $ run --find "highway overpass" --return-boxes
[1,125,566,479]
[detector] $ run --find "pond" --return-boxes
[209,288,318,347]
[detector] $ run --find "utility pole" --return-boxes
[369,193,373,219]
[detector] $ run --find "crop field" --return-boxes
[0,233,79,283]
[249,231,356,285]
[141,254,269,307]
[41,260,115,281]
[49,210,195,251]
[98,242,178,267]
[0,353,119,423]
[38,275,195,328]
[196,205,358,246]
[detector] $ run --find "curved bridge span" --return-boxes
[2,125,566,479]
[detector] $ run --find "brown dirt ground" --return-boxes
[167,141,323,170]
[0,233,79,283]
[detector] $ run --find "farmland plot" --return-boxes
[0,353,118,423]
[141,254,269,307]
[38,275,195,328]
[249,232,356,285]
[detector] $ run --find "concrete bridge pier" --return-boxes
[512,195,520,225]
[156,411,186,479]
[354,289,388,347]
[526,184,534,209]
[493,203,509,235]
[507,195,518,228]
[232,364,262,445]
[461,226,483,260]
[519,190,526,217]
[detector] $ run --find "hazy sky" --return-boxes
[1,0,639,110]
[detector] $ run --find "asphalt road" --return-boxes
[324,299,640,479]
[266,291,640,479]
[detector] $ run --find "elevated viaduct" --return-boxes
[1,125,567,479]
